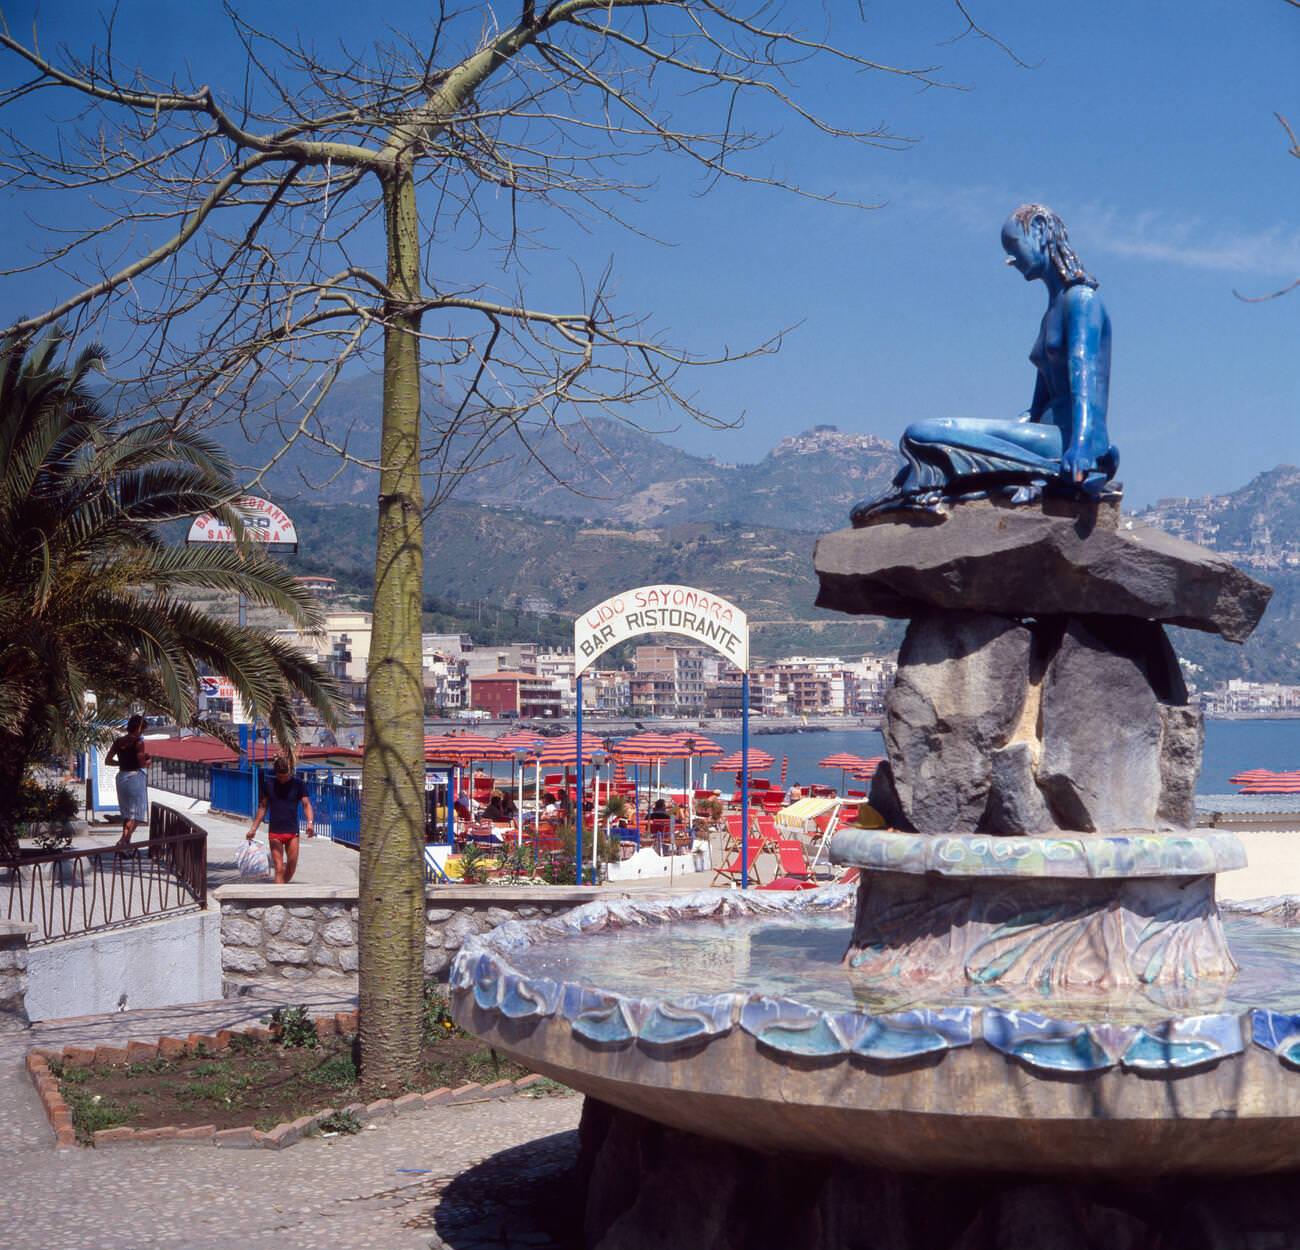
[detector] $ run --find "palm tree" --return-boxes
[0,331,339,854]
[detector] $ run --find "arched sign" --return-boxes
[574,584,748,676]
[186,496,298,553]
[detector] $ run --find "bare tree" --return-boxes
[1235,112,1300,303]
[0,2,987,1089]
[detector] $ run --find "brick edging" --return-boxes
[26,1011,551,1151]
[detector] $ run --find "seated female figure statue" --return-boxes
[853,204,1117,524]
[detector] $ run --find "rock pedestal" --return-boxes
[815,497,1272,991]
[869,611,1202,835]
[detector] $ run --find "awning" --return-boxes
[775,795,840,834]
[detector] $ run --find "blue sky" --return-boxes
[1,2,1297,507]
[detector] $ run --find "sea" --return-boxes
[696,720,1300,796]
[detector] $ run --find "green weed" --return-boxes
[268,1005,318,1049]
[63,1088,136,1145]
[316,1108,362,1136]
[305,1053,358,1088]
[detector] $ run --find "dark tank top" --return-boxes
[115,735,142,770]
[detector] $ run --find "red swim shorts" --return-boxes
[268,832,298,844]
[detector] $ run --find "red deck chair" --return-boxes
[712,838,765,887]
[774,838,811,881]
[758,876,820,891]
[754,813,780,848]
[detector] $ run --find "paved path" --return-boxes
[0,989,583,1250]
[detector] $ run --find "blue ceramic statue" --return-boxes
[853,205,1118,523]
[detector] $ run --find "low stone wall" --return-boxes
[0,920,34,1031]
[214,884,601,982]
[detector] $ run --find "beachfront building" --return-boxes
[582,669,631,714]
[469,670,565,718]
[536,649,578,715]
[630,643,710,715]
[843,655,896,714]
[422,649,469,714]
[703,667,770,717]
[293,573,338,597]
[1200,678,1300,716]
[275,610,372,682]
[765,656,849,716]
[464,642,539,678]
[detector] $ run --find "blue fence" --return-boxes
[208,761,462,851]
[307,772,362,847]
[211,764,258,817]
[210,764,362,845]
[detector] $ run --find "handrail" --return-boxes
[1,803,207,943]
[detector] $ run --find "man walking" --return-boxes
[246,756,314,884]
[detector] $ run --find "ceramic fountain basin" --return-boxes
[451,886,1300,1176]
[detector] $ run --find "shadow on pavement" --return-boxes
[418,1127,583,1249]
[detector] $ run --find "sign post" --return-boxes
[187,496,298,716]
[574,585,752,885]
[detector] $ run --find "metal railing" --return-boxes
[2,803,207,944]
[147,757,212,802]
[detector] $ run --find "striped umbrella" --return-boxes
[423,732,514,763]
[613,731,694,762]
[494,729,546,755]
[818,751,870,770]
[714,749,774,772]
[818,750,871,794]
[492,730,548,831]
[534,732,602,768]
[848,756,885,783]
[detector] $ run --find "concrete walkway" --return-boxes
[0,988,582,1250]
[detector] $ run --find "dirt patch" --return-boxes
[53,1031,531,1142]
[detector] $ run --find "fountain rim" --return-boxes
[448,884,1300,1077]
[829,827,1247,879]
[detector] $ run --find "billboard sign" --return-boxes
[187,496,298,552]
[575,584,748,676]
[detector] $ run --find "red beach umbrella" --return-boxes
[848,756,884,782]
[613,731,693,762]
[495,729,546,755]
[714,749,774,772]
[675,734,724,758]
[819,750,872,793]
[534,732,601,768]
[818,752,869,769]
[423,732,513,763]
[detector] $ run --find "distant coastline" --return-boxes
[1205,712,1300,721]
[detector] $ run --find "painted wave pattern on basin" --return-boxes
[450,887,1300,1075]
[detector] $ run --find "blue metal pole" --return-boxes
[575,676,584,886]
[741,672,751,888]
[448,768,457,848]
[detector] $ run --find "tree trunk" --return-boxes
[358,161,427,1092]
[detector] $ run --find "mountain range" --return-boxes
[202,372,899,533]
[208,371,1300,685]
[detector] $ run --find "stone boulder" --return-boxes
[881,612,1031,834]
[814,496,1271,642]
[881,613,1203,834]
[1036,618,1197,832]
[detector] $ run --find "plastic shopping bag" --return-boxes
[237,839,271,881]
